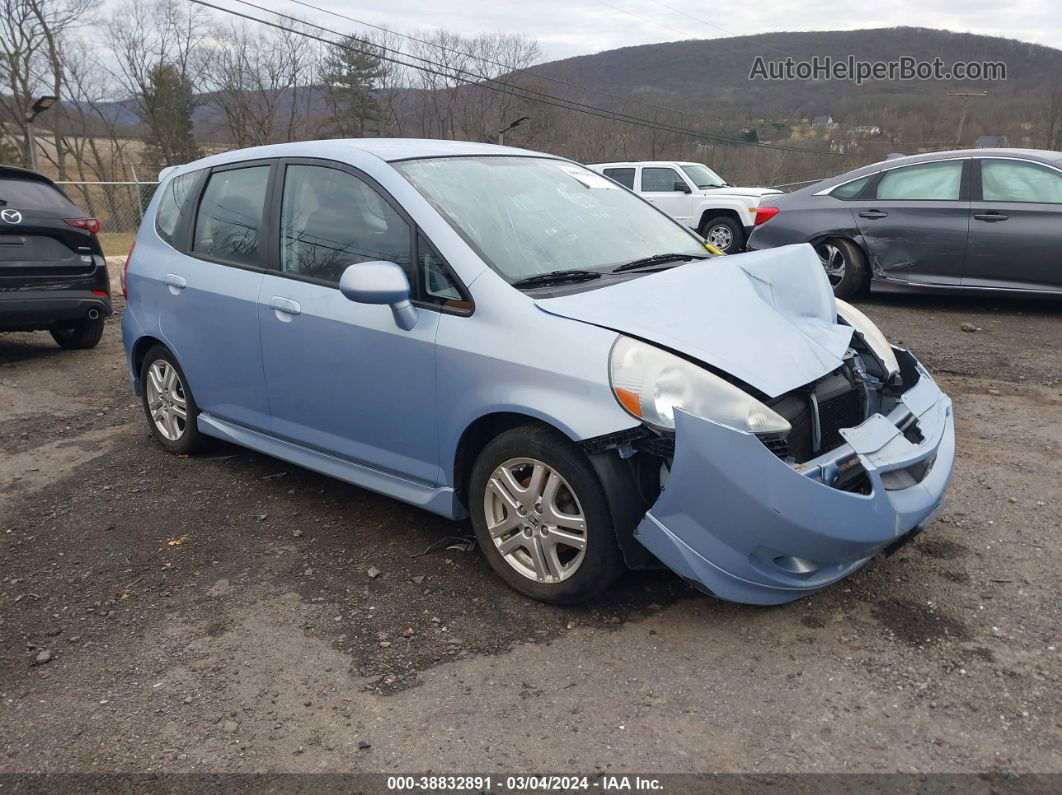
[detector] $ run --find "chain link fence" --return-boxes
[55,180,159,257]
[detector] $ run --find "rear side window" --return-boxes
[0,177,78,212]
[192,166,270,267]
[602,168,635,189]
[830,175,872,200]
[155,171,202,247]
[874,161,962,201]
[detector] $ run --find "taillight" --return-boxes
[754,207,780,226]
[64,217,101,234]
[122,240,135,299]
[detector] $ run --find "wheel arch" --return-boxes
[696,207,744,234]
[452,411,572,508]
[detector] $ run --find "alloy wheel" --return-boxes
[146,359,188,441]
[706,224,734,251]
[483,457,588,584]
[816,243,847,285]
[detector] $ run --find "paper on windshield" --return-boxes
[556,163,618,189]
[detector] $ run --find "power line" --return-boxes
[281,0,775,137]
[197,0,860,156]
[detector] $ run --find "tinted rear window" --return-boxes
[0,178,78,212]
[603,168,636,189]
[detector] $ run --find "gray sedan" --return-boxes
[746,148,1062,298]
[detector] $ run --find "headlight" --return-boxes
[609,336,791,434]
[835,300,900,380]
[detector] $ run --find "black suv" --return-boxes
[0,166,112,348]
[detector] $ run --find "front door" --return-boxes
[639,166,695,227]
[852,159,971,286]
[963,157,1062,291]
[257,161,441,484]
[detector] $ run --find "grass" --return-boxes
[97,232,137,259]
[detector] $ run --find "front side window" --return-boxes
[875,161,963,201]
[155,171,202,247]
[641,167,685,193]
[280,164,411,285]
[981,159,1062,204]
[602,168,635,189]
[393,157,706,283]
[192,165,270,266]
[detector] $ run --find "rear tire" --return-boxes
[51,315,105,349]
[140,345,204,455]
[469,425,625,604]
[700,215,745,254]
[816,238,866,299]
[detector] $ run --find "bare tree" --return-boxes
[0,0,98,171]
[107,0,209,169]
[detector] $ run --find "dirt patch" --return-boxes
[871,598,970,645]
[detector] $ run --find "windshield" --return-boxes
[393,156,706,282]
[680,163,728,189]
[0,178,79,212]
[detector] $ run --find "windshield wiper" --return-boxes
[511,269,603,289]
[611,253,707,274]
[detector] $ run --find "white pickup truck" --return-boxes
[586,161,782,254]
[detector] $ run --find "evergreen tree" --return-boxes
[321,36,385,137]
[141,62,200,170]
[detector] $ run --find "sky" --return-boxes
[243,0,1062,61]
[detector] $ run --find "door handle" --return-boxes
[164,273,186,295]
[858,210,888,219]
[973,212,1008,222]
[269,296,302,316]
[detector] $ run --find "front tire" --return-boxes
[815,238,866,299]
[140,345,204,454]
[701,215,745,254]
[51,315,105,349]
[469,425,625,604]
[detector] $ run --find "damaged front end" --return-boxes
[629,343,953,605]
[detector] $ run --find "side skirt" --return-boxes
[197,414,463,520]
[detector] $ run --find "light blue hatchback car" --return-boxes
[122,139,955,605]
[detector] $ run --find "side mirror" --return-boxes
[339,260,418,331]
[674,181,692,194]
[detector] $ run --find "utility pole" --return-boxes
[947,91,987,148]
[495,116,529,146]
[25,96,58,172]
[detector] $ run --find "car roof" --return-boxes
[159,139,559,181]
[813,147,1062,191]
[589,161,697,168]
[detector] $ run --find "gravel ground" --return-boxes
[0,291,1059,777]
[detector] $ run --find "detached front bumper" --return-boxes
[636,357,954,605]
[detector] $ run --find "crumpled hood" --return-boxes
[535,244,854,399]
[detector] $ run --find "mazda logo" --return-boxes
[1,209,22,224]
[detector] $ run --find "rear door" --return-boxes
[639,166,695,227]
[0,175,99,292]
[149,161,273,431]
[963,157,1062,291]
[852,158,971,286]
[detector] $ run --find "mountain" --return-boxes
[526,27,1062,148]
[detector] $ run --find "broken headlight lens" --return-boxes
[835,299,900,380]
[609,336,791,434]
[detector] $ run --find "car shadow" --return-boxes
[0,332,70,366]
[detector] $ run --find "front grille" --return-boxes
[763,383,864,464]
